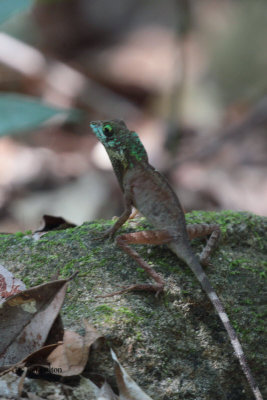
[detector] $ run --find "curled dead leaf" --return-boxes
[0,277,73,369]
[47,320,104,376]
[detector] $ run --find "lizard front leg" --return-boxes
[97,230,172,297]
[101,194,132,239]
[186,223,221,266]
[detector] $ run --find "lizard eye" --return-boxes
[103,124,113,137]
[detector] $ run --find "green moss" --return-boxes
[94,304,114,315]
[117,306,142,322]
[60,260,76,277]
[14,231,25,238]
[90,303,141,325]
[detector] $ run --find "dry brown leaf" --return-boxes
[47,320,103,376]
[0,278,71,369]
[33,214,76,239]
[83,319,104,350]
[47,330,87,376]
[22,343,61,369]
[0,264,26,305]
[111,350,153,400]
[97,381,119,400]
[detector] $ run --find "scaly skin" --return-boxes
[90,119,262,400]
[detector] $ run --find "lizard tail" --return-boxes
[170,243,263,400]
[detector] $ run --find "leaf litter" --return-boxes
[0,262,153,399]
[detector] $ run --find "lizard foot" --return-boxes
[92,227,116,242]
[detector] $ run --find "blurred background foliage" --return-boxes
[0,0,266,232]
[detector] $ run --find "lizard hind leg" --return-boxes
[97,230,172,298]
[186,224,221,266]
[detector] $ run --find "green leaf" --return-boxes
[0,93,81,137]
[0,0,33,25]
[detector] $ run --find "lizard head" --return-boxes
[90,119,148,168]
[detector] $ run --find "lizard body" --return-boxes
[90,119,262,400]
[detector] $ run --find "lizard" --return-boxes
[90,119,263,400]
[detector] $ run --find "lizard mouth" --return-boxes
[89,120,101,131]
[89,121,105,141]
